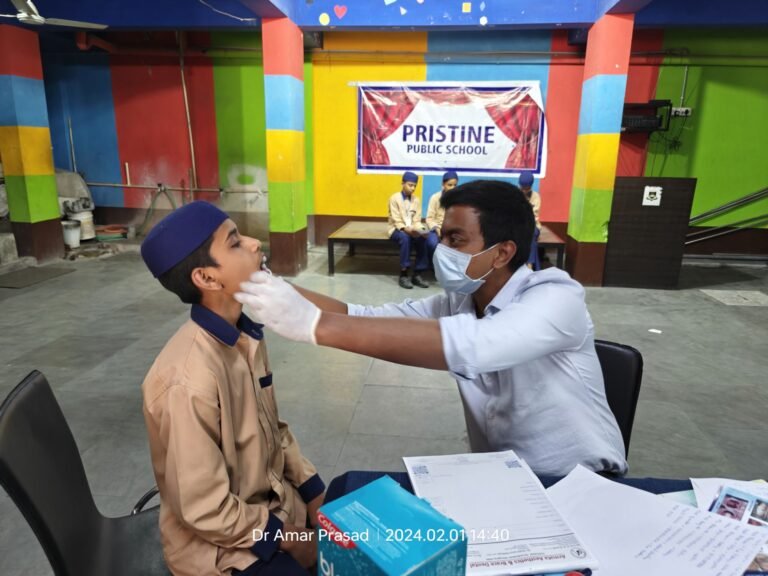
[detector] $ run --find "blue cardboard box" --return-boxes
[317,476,467,575]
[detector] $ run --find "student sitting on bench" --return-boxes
[425,170,459,265]
[388,171,430,289]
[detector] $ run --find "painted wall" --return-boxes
[0,25,60,225]
[41,30,317,232]
[645,29,768,228]
[312,33,428,218]
[111,50,219,208]
[210,32,268,198]
[616,29,663,178]
[42,32,220,209]
[42,28,587,226]
[42,50,123,207]
[312,30,582,224]
[304,56,315,215]
[38,25,768,238]
[422,30,553,218]
[41,33,257,215]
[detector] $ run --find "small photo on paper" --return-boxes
[711,487,752,521]
[717,495,749,520]
[752,499,768,522]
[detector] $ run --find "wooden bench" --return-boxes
[327,221,393,276]
[538,225,566,270]
[327,220,565,275]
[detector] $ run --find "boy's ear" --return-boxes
[191,266,223,292]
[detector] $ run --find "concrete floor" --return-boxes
[0,247,766,575]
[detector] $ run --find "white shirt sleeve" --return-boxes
[439,283,589,382]
[347,293,451,319]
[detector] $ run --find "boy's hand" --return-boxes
[306,492,326,528]
[278,524,317,569]
[236,273,321,344]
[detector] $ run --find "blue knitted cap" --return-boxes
[518,172,534,187]
[141,201,228,278]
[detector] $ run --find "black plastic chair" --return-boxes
[595,340,643,457]
[0,370,169,576]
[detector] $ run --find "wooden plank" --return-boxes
[328,221,390,241]
[539,225,565,246]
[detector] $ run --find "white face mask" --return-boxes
[433,243,499,295]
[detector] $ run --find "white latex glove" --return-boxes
[235,272,321,345]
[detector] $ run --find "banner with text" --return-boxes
[357,82,546,177]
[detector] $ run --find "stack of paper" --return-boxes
[548,466,767,576]
[403,450,598,576]
[690,478,768,574]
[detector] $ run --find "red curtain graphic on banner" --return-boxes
[358,84,546,176]
[485,94,541,169]
[360,89,418,166]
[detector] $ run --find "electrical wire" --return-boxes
[197,0,258,22]
[136,186,179,236]
[648,65,696,177]
[649,115,689,176]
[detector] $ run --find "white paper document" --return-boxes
[403,450,598,575]
[548,466,767,576]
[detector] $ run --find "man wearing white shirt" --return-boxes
[236,180,627,477]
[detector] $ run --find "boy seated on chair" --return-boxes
[140,202,323,576]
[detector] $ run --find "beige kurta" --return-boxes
[529,190,542,230]
[143,310,321,576]
[387,192,422,237]
[426,191,445,234]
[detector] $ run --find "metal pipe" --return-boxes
[659,56,768,68]
[85,181,225,193]
[124,162,131,186]
[187,168,194,205]
[310,47,768,59]
[67,116,77,173]
[687,213,768,236]
[685,214,768,245]
[685,253,768,262]
[178,32,198,190]
[689,188,768,225]
[680,65,689,107]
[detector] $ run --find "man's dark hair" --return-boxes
[157,235,218,304]
[441,180,534,272]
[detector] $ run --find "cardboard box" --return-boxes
[318,476,467,575]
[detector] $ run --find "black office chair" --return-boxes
[594,340,643,457]
[0,370,169,576]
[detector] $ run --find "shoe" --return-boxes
[399,275,414,289]
[411,274,429,288]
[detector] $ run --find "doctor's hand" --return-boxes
[236,272,321,345]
